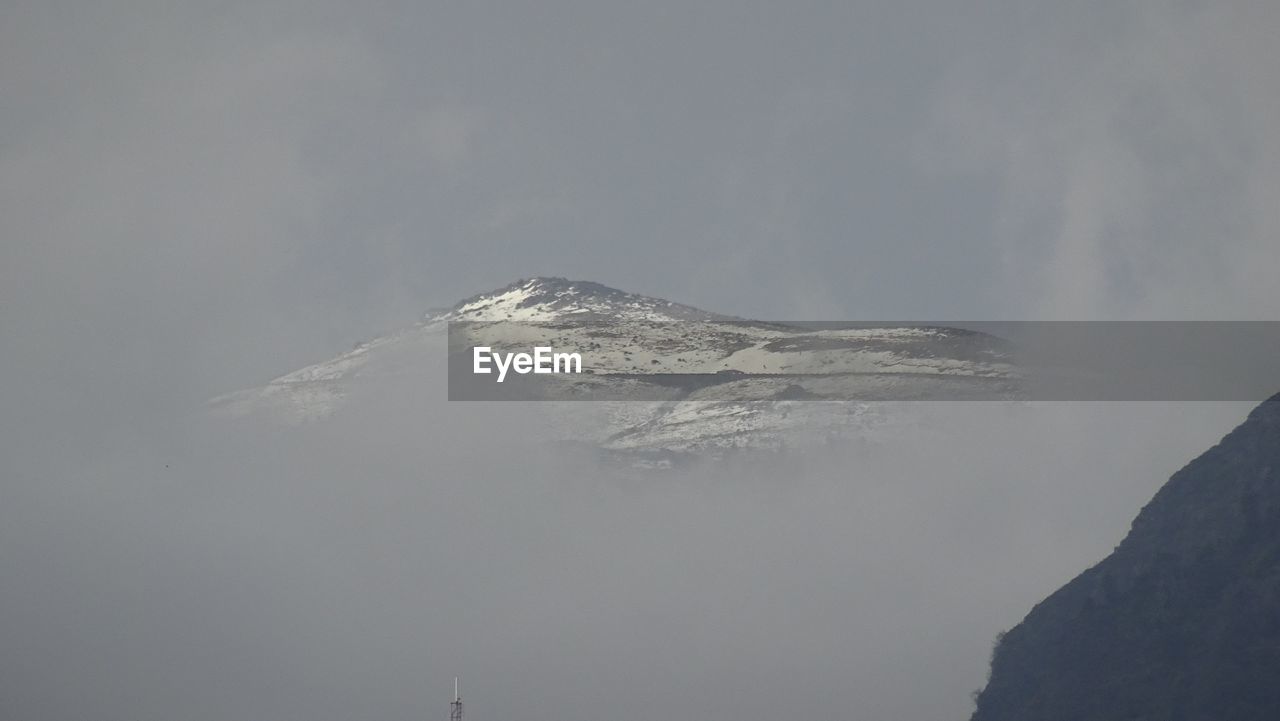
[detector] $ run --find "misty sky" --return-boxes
[2,2,1278,720]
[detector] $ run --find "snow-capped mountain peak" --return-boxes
[439,277,719,322]
[211,277,1018,465]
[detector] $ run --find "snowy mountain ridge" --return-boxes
[210,277,1019,463]
[444,277,722,322]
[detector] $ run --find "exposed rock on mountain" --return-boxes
[447,277,723,322]
[210,277,1017,461]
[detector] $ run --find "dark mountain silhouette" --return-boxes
[971,393,1280,721]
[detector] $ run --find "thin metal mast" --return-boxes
[450,677,463,721]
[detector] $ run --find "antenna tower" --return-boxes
[450,677,463,721]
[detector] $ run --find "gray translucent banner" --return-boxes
[447,321,1280,401]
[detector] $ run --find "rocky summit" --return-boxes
[210,277,1018,462]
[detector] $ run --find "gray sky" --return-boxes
[2,2,1278,720]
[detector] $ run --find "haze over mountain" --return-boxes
[972,393,1280,721]
[6,3,1279,721]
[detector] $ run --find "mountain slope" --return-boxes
[210,277,1016,460]
[446,277,722,322]
[971,393,1280,721]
